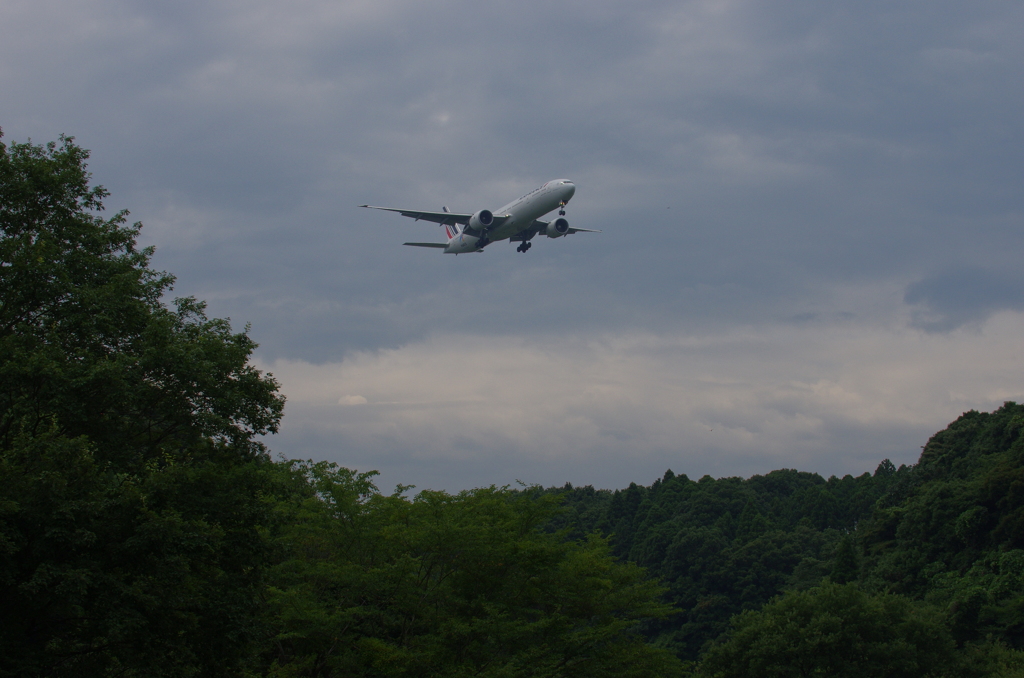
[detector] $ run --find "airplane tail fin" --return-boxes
[442,206,461,239]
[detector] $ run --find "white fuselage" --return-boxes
[444,179,575,254]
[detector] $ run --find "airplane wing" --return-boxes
[510,219,602,241]
[403,242,447,249]
[361,205,471,226]
[360,205,510,232]
[535,218,602,235]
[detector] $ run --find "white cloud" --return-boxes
[258,310,1024,490]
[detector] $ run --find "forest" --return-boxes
[2,132,1023,677]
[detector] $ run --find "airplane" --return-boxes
[360,179,598,254]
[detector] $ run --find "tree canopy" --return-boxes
[697,582,962,678]
[540,406,1024,674]
[261,462,682,677]
[0,131,287,676]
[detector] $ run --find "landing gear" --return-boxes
[516,241,533,253]
[559,200,567,216]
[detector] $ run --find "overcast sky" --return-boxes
[4,0,1023,492]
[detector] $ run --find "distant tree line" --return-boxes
[3,131,1023,676]
[543,458,903,659]
[541,401,1024,675]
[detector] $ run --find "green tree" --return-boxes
[697,583,965,678]
[0,133,282,462]
[261,462,683,677]
[830,533,860,584]
[0,131,285,676]
[857,403,1024,651]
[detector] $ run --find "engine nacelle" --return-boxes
[467,209,494,233]
[545,217,570,238]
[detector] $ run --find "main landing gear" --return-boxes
[516,241,533,253]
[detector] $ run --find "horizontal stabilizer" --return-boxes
[403,242,447,249]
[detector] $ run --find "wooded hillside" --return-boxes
[544,403,1024,675]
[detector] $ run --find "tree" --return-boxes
[830,533,860,584]
[697,583,965,678]
[0,131,285,676]
[261,463,684,677]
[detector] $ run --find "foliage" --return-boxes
[539,404,1024,671]
[549,403,1024,671]
[0,133,283,463]
[859,403,1024,650]
[0,131,285,676]
[260,462,683,677]
[696,583,964,678]
[543,466,899,659]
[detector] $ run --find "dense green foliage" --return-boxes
[539,406,1024,675]
[545,463,903,658]
[262,463,682,677]
[859,404,1024,650]
[698,582,962,677]
[1,132,286,676]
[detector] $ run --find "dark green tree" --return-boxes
[830,533,860,584]
[261,462,683,677]
[0,131,285,676]
[697,583,965,678]
[543,464,900,661]
[858,403,1024,650]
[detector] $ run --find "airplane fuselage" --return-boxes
[443,179,575,254]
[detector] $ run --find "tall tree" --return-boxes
[0,131,285,676]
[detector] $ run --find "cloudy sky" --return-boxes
[4,0,1023,492]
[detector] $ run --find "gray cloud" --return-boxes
[3,0,1023,489]
[906,268,1024,331]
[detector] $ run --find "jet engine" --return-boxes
[545,217,570,238]
[467,209,494,233]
